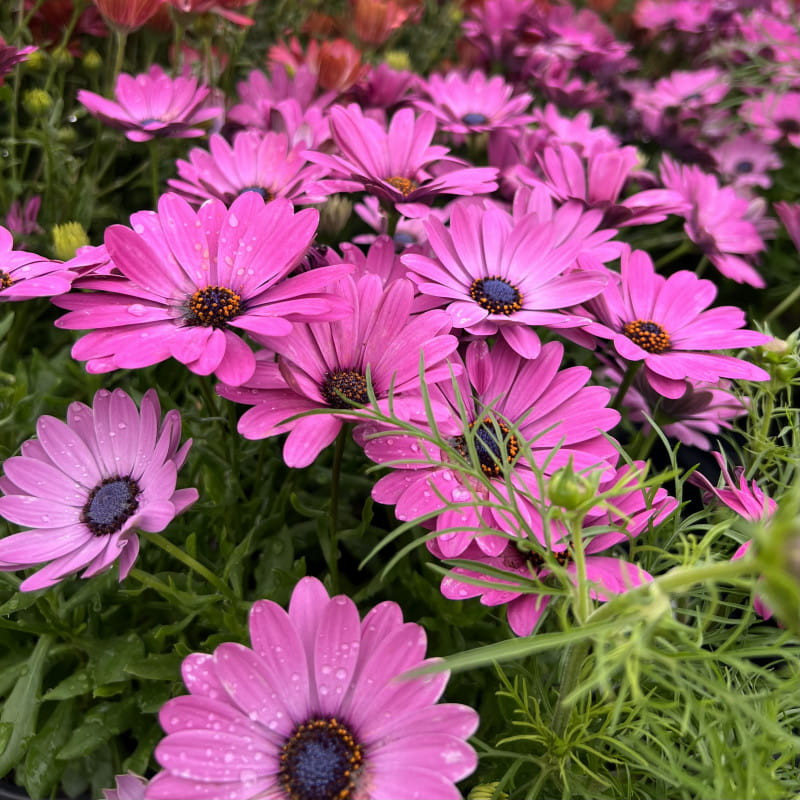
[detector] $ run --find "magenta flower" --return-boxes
[714,134,780,192]
[304,104,499,218]
[0,225,74,301]
[359,339,620,558]
[660,155,766,287]
[0,389,197,592]
[741,91,800,148]
[402,199,609,359]
[518,142,688,228]
[690,451,777,620]
[147,576,479,800]
[775,201,800,251]
[168,131,328,207]
[103,774,148,800]
[0,38,35,85]
[580,247,770,399]
[217,274,459,467]
[4,195,42,236]
[54,193,352,386]
[77,65,222,143]
[432,461,674,635]
[413,69,533,138]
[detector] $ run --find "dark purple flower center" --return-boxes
[461,112,489,125]
[0,270,13,289]
[279,718,363,800]
[185,285,242,328]
[735,160,754,174]
[622,319,671,354]
[321,369,369,409]
[452,416,520,477]
[239,185,274,200]
[469,276,523,315]
[778,118,800,135]
[81,476,140,536]
[385,176,418,197]
[504,544,571,571]
[393,231,416,246]
[138,117,163,126]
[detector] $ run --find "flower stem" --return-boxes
[325,426,348,593]
[140,531,238,603]
[766,283,800,322]
[551,638,590,738]
[610,361,642,412]
[108,28,128,95]
[654,238,692,269]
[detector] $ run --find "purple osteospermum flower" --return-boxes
[304,104,499,218]
[0,38,35,85]
[0,225,74,300]
[660,155,766,287]
[217,274,459,468]
[714,134,780,192]
[358,339,620,558]
[103,774,148,800]
[775,201,800,251]
[146,576,479,800]
[169,131,328,207]
[402,199,609,359]
[4,195,42,236]
[432,461,674,636]
[741,91,800,148]
[580,247,770,400]
[0,389,198,592]
[54,193,352,386]
[413,69,533,138]
[77,65,222,143]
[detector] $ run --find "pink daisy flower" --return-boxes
[714,134,780,192]
[0,37,35,85]
[217,274,459,468]
[413,69,533,138]
[0,389,198,592]
[740,91,800,148]
[401,199,609,359]
[690,451,777,620]
[775,201,800,251]
[359,339,620,558]
[103,774,148,800]
[0,225,74,300]
[166,0,256,26]
[432,461,675,636]
[517,142,688,228]
[168,131,328,207]
[77,65,222,143]
[660,155,766,287]
[147,575,479,800]
[580,247,770,399]
[4,195,42,236]
[304,104,499,218]
[54,193,353,386]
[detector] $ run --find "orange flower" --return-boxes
[92,0,165,30]
[352,0,414,45]
[311,38,366,92]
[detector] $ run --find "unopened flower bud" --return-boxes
[548,459,596,510]
[754,335,800,383]
[318,195,353,238]
[25,49,47,71]
[82,49,102,71]
[468,783,509,800]
[51,47,74,69]
[384,50,411,72]
[23,88,53,118]
[52,222,90,261]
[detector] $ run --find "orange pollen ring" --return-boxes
[385,176,418,197]
[0,270,13,290]
[185,285,242,328]
[622,318,671,354]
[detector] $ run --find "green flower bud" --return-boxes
[52,222,89,261]
[754,334,800,384]
[384,50,411,72]
[318,195,353,238]
[51,47,74,69]
[82,49,102,71]
[25,49,47,71]
[22,88,53,118]
[547,459,596,510]
[468,783,508,800]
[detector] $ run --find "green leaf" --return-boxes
[0,723,11,755]
[0,634,51,778]
[124,652,183,681]
[88,633,145,686]
[22,700,75,800]
[43,669,91,701]
[57,698,137,761]
[0,590,39,616]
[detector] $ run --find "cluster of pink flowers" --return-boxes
[1,0,798,796]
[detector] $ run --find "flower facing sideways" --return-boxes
[0,389,198,592]
[146,576,479,800]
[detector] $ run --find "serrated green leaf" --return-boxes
[22,700,75,800]
[0,634,51,778]
[124,652,182,681]
[43,669,91,701]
